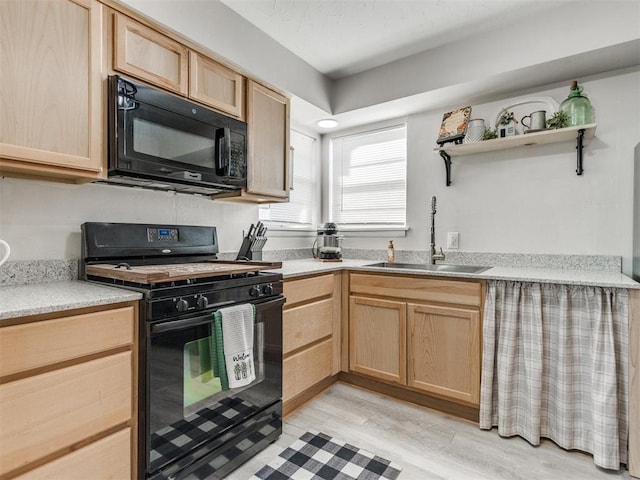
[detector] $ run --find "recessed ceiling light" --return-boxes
[317,119,338,129]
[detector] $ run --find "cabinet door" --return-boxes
[246,80,290,199]
[407,303,480,405]
[0,0,103,179]
[113,12,188,95]
[349,296,406,384]
[189,51,244,119]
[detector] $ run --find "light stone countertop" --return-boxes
[2,258,638,321]
[0,281,142,321]
[269,259,640,289]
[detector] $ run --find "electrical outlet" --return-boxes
[447,232,459,250]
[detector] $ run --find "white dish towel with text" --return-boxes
[221,304,256,388]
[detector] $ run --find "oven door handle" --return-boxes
[151,296,285,335]
[256,295,286,310]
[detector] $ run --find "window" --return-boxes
[259,130,319,228]
[329,124,407,227]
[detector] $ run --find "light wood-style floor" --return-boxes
[226,382,631,480]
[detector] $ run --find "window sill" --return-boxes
[338,226,409,238]
[259,224,409,238]
[259,224,316,237]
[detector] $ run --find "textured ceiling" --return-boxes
[220,0,573,79]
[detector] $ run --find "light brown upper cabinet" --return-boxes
[245,80,291,201]
[189,52,245,119]
[113,12,189,95]
[0,0,104,181]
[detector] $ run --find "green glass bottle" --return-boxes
[560,80,592,126]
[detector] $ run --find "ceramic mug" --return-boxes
[521,110,546,131]
[0,240,10,267]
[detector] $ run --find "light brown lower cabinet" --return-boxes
[407,303,480,404]
[349,296,406,384]
[282,273,341,414]
[348,273,483,407]
[0,302,138,479]
[12,425,131,480]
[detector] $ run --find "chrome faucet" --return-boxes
[428,196,445,265]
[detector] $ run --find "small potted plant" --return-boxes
[483,128,498,140]
[546,111,570,129]
[497,111,518,137]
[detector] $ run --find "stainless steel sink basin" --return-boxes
[365,262,491,274]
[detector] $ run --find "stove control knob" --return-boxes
[175,298,189,312]
[262,284,273,295]
[197,296,209,309]
[249,286,261,297]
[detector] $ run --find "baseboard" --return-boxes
[338,372,479,423]
[282,372,480,423]
[283,374,339,418]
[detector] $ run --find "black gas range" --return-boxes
[82,222,284,480]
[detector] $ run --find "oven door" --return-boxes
[143,296,283,478]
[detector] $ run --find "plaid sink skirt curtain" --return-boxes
[479,281,629,470]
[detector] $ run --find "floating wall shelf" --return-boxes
[434,123,597,186]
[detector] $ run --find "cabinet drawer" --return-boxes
[350,273,482,307]
[0,306,134,377]
[284,274,334,307]
[283,298,333,354]
[283,339,332,401]
[14,428,131,480]
[0,352,132,475]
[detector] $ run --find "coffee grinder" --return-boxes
[312,223,343,261]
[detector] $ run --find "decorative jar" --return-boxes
[560,80,592,126]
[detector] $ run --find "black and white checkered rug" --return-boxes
[251,431,402,480]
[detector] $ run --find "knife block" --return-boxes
[247,249,262,261]
[236,235,267,261]
[248,237,266,261]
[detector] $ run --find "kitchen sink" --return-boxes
[365,262,491,274]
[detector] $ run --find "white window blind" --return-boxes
[330,124,407,226]
[259,130,318,227]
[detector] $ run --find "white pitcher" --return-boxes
[464,118,485,144]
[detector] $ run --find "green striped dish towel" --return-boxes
[213,311,230,391]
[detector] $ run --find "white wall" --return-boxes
[120,0,332,113]
[332,2,640,114]
[0,179,259,260]
[1,70,636,272]
[634,142,640,281]
[335,69,639,275]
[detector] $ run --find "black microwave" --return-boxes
[106,75,247,195]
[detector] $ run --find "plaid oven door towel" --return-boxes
[251,431,402,480]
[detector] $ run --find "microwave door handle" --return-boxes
[215,127,231,176]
